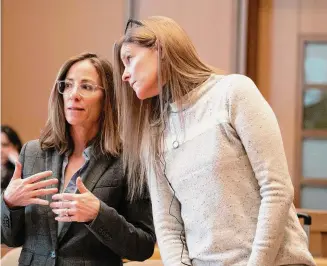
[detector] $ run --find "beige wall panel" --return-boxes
[2,0,125,143]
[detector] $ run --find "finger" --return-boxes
[29,178,58,190]
[8,152,19,164]
[52,193,76,201]
[76,177,88,194]
[55,215,76,222]
[30,188,58,198]
[12,161,22,180]
[52,208,75,216]
[24,171,53,184]
[50,201,74,209]
[29,198,50,206]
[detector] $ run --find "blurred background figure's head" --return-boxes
[1,125,22,189]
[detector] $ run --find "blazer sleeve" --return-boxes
[226,74,294,266]
[1,143,27,247]
[85,185,156,261]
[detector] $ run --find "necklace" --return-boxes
[170,116,180,149]
[172,139,179,149]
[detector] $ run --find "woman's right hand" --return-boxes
[3,161,58,208]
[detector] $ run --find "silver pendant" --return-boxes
[172,140,179,149]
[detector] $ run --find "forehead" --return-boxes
[120,42,146,58]
[1,132,10,143]
[66,60,100,82]
[120,43,132,57]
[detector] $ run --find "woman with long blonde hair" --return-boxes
[113,16,315,266]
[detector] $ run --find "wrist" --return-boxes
[3,190,15,208]
[90,199,100,222]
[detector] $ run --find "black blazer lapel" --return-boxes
[83,154,114,191]
[57,154,113,243]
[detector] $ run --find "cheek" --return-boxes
[145,67,158,89]
[140,61,157,84]
[63,95,69,108]
[89,96,104,119]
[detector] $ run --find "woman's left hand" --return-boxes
[6,146,19,164]
[50,177,100,223]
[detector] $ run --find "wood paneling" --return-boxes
[298,209,327,257]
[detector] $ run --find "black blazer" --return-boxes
[1,140,156,266]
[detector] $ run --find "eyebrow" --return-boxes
[65,78,97,84]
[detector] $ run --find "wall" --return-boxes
[2,0,241,144]
[135,0,238,74]
[1,0,125,143]
[257,0,327,199]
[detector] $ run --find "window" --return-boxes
[296,36,327,210]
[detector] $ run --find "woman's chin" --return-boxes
[66,118,82,127]
[134,88,147,100]
[134,87,159,100]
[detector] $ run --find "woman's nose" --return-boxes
[122,69,130,82]
[68,85,81,99]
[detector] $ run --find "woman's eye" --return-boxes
[81,84,94,91]
[65,82,73,88]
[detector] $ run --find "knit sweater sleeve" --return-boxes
[148,169,192,266]
[226,74,294,266]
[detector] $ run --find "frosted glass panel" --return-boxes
[303,89,327,129]
[302,139,327,178]
[304,43,327,84]
[301,186,327,210]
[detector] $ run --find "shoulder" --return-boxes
[215,74,257,95]
[201,74,258,106]
[220,73,254,84]
[21,139,41,155]
[209,74,263,108]
[21,139,54,157]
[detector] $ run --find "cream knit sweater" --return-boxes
[147,74,316,266]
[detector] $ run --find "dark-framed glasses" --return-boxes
[56,80,103,97]
[124,18,144,33]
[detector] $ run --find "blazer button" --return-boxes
[3,216,10,228]
[50,251,56,258]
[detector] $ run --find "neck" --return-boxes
[70,125,98,156]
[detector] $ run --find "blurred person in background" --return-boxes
[113,16,316,266]
[1,125,22,190]
[1,52,155,266]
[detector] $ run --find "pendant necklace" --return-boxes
[170,116,180,149]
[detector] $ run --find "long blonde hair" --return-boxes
[40,52,120,157]
[114,16,216,200]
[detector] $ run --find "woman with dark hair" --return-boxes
[1,52,155,266]
[1,125,22,190]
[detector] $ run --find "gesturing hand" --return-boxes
[6,146,19,164]
[50,177,100,223]
[3,161,58,208]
